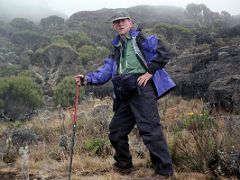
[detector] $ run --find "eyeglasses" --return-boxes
[113,18,130,24]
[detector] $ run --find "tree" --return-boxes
[40,15,65,36]
[186,3,214,28]
[63,31,92,50]
[10,18,38,31]
[40,15,64,29]
[0,65,21,77]
[11,30,49,51]
[153,23,194,49]
[78,45,97,65]
[0,76,43,120]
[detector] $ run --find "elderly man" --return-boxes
[75,11,175,178]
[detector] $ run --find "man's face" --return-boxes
[112,18,133,37]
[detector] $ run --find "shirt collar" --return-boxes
[112,28,140,47]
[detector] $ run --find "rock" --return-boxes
[206,75,240,111]
[171,45,240,112]
[218,51,229,60]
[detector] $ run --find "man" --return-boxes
[75,11,175,178]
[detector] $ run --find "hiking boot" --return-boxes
[112,163,133,174]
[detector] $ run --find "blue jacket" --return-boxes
[85,29,176,98]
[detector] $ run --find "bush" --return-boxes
[0,76,43,120]
[0,65,21,77]
[0,76,43,108]
[53,76,85,107]
[83,137,112,157]
[78,45,97,65]
[171,112,219,172]
[63,31,92,50]
[11,30,49,51]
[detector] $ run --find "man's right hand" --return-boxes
[74,74,87,86]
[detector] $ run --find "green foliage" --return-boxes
[35,43,75,55]
[96,46,110,59]
[0,36,15,49]
[172,112,215,134]
[63,31,92,50]
[0,65,21,77]
[11,30,49,50]
[51,36,70,46]
[40,15,64,29]
[78,45,97,65]
[83,137,111,156]
[10,18,38,31]
[0,76,43,108]
[78,45,110,66]
[153,23,194,48]
[53,76,85,107]
[18,70,43,84]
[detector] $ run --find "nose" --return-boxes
[118,19,125,25]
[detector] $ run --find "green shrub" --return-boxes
[0,36,15,49]
[83,137,111,157]
[51,36,70,46]
[0,65,21,77]
[78,45,97,65]
[0,76,43,108]
[53,76,85,107]
[63,31,92,49]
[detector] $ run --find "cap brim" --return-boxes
[112,16,131,22]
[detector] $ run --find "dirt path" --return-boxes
[0,167,212,180]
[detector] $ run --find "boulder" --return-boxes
[171,45,240,111]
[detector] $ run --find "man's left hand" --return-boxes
[137,72,152,87]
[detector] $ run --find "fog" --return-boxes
[0,0,239,22]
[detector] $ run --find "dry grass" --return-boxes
[159,95,205,126]
[1,96,237,179]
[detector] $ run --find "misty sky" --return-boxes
[0,0,239,20]
[44,0,240,16]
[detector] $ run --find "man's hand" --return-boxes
[74,74,87,86]
[137,72,153,87]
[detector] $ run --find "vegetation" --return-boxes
[0,64,21,77]
[63,31,92,50]
[153,23,194,49]
[10,18,38,31]
[0,76,43,108]
[53,76,85,107]
[11,30,49,50]
[0,3,240,179]
[0,36,15,49]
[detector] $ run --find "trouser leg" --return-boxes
[109,100,136,168]
[130,82,173,176]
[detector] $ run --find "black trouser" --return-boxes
[109,81,173,176]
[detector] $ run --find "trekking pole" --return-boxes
[68,81,80,180]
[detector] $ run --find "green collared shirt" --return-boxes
[117,34,146,74]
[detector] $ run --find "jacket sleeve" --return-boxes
[142,35,171,74]
[85,58,114,85]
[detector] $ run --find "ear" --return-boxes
[112,23,116,30]
[129,20,133,27]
